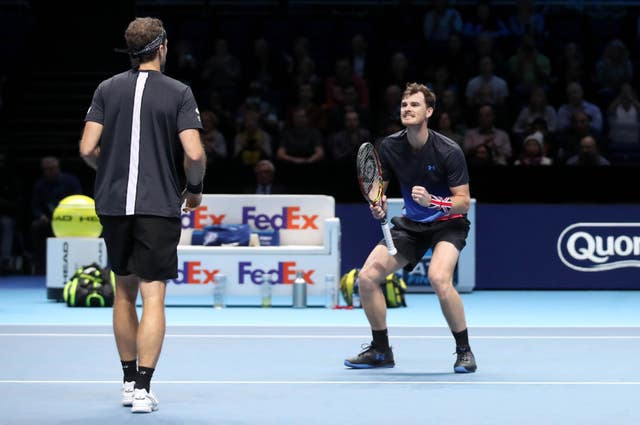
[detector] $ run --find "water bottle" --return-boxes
[352,277,361,308]
[261,274,272,308]
[325,274,337,309]
[292,270,307,308]
[213,274,226,309]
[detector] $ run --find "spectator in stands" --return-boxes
[373,84,402,134]
[595,39,633,104]
[607,83,640,146]
[171,39,199,89]
[277,107,324,164]
[326,110,370,163]
[566,135,610,166]
[514,131,552,166]
[30,156,82,274]
[507,34,551,100]
[244,159,287,195]
[439,88,464,129]
[384,51,417,92]
[290,55,322,104]
[325,57,369,109]
[288,82,325,131]
[557,109,595,162]
[507,0,545,41]
[200,38,243,110]
[443,33,470,88]
[326,83,370,133]
[200,110,227,163]
[205,90,234,142]
[422,0,463,49]
[350,33,371,80]
[425,64,458,98]
[235,80,280,135]
[246,37,287,95]
[233,109,273,168]
[463,104,512,165]
[436,111,464,148]
[465,56,509,108]
[466,143,495,167]
[462,0,510,40]
[512,86,558,141]
[557,82,603,133]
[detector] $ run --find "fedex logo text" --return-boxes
[181,206,226,229]
[242,207,318,230]
[238,261,315,284]
[171,261,220,284]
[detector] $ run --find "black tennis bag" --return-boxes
[63,263,115,307]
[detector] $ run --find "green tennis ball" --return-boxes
[52,195,102,237]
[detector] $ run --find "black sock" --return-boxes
[372,329,389,351]
[134,367,155,392]
[121,360,137,383]
[453,329,470,350]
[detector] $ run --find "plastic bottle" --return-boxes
[292,270,307,308]
[261,274,272,308]
[213,274,226,309]
[325,274,337,309]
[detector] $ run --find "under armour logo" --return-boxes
[375,353,386,361]
[426,164,436,171]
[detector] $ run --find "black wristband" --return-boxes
[186,181,203,194]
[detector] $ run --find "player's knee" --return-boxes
[357,270,380,295]
[428,272,454,295]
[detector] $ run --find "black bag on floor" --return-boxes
[63,263,115,307]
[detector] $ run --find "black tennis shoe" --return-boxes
[344,343,395,369]
[454,347,477,373]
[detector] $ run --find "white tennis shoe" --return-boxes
[131,388,159,413]
[121,381,135,406]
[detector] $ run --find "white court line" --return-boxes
[0,333,639,339]
[2,324,640,328]
[0,379,639,385]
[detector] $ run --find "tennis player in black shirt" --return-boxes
[344,83,476,373]
[80,17,206,412]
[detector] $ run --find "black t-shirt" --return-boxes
[85,69,202,218]
[378,128,469,222]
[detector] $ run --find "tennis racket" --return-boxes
[356,142,397,256]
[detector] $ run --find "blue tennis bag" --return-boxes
[191,224,251,246]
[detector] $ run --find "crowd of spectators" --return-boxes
[157,0,640,185]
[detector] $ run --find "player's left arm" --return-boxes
[446,183,470,215]
[79,121,103,170]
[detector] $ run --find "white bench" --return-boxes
[47,195,341,306]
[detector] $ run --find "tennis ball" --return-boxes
[52,195,102,237]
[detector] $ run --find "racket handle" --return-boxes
[380,217,397,256]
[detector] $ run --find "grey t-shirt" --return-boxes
[85,69,202,217]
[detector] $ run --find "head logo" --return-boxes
[557,223,640,272]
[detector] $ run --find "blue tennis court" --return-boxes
[1,276,639,425]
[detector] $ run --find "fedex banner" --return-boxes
[476,205,640,289]
[181,195,333,231]
[166,254,334,298]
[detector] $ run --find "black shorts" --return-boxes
[99,215,181,281]
[379,216,470,271]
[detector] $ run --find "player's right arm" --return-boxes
[179,128,206,211]
[79,121,103,170]
[370,181,390,219]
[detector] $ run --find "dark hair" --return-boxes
[124,17,165,65]
[403,82,436,108]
